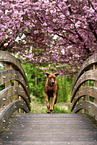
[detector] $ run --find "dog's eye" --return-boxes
[49,77,51,80]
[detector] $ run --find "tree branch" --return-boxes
[88,22,97,40]
[88,0,97,12]
[56,33,76,44]
[74,28,91,54]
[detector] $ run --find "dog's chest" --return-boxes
[47,90,53,97]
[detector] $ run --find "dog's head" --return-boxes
[44,72,59,87]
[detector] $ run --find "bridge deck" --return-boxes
[0,113,97,145]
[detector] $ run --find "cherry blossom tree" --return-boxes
[0,0,97,75]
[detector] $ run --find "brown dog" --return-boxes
[44,72,59,113]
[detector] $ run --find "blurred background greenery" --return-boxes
[22,64,74,103]
[22,64,74,113]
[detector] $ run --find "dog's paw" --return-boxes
[47,109,51,113]
[52,110,55,113]
[50,108,55,113]
[50,108,53,111]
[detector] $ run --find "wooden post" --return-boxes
[5,63,11,106]
[84,82,89,101]
[14,81,19,114]
[78,86,83,113]
[14,81,18,101]
[84,71,89,114]
[93,64,97,104]
[19,85,24,113]
[93,64,97,120]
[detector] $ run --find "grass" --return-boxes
[30,95,71,113]
[53,105,71,113]
[41,105,71,113]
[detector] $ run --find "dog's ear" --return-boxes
[54,72,59,77]
[43,72,50,77]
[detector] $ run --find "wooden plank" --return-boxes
[14,81,18,101]
[93,64,97,104]
[0,51,31,133]
[0,69,30,101]
[71,69,97,102]
[0,86,30,110]
[0,51,30,94]
[5,63,11,106]
[73,101,97,119]
[72,53,97,90]
[0,114,97,144]
[84,80,89,113]
[78,86,83,113]
[14,81,19,114]
[19,85,24,113]
[0,100,29,132]
[71,86,97,111]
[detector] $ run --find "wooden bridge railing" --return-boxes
[0,51,31,132]
[71,53,97,120]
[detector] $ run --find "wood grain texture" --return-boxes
[71,86,97,111]
[0,100,29,131]
[72,53,97,90]
[71,70,97,102]
[0,51,30,94]
[0,51,31,132]
[73,101,97,117]
[0,114,97,144]
[71,54,97,120]
[0,69,30,101]
[0,86,30,110]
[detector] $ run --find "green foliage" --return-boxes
[57,76,74,103]
[22,64,74,103]
[89,96,94,102]
[89,80,94,86]
[22,64,47,103]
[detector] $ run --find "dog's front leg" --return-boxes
[45,93,50,113]
[50,93,57,112]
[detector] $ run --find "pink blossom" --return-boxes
[0,0,97,75]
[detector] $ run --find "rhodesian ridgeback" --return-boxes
[44,72,59,113]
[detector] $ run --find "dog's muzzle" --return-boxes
[50,81,55,87]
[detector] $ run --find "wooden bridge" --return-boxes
[0,51,97,145]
